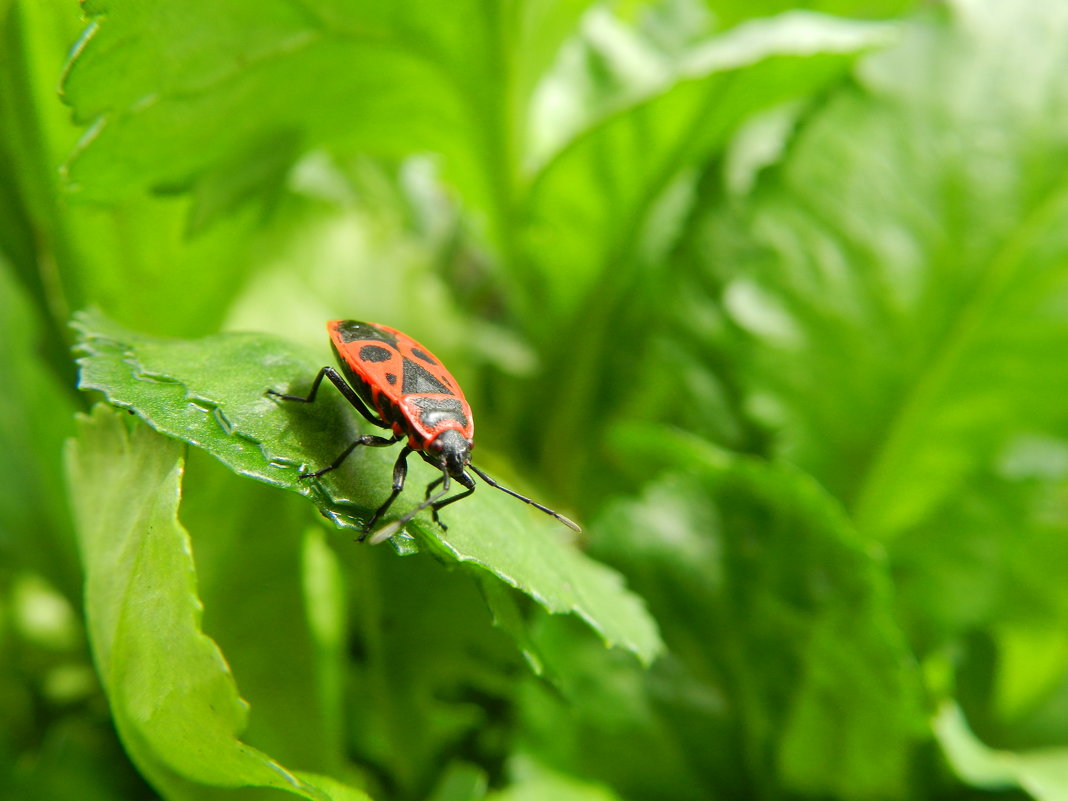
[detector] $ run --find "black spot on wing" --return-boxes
[336,320,397,345]
[411,347,437,365]
[386,373,397,385]
[359,345,392,363]
[402,357,451,395]
[410,397,468,428]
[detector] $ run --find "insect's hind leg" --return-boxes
[267,366,389,429]
[301,433,401,479]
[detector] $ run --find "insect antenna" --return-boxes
[369,465,582,544]
[468,464,581,532]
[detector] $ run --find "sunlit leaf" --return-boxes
[507,11,894,501]
[521,11,895,319]
[64,403,369,800]
[488,756,624,801]
[594,426,924,799]
[62,0,593,244]
[700,0,1068,538]
[72,309,662,665]
[179,449,345,773]
[0,260,79,597]
[936,702,1068,801]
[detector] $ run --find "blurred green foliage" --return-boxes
[3,0,1068,800]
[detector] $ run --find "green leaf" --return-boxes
[487,756,625,801]
[520,11,896,319]
[701,0,1068,538]
[64,403,370,800]
[936,702,1068,801]
[1,0,254,341]
[509,10,894,499]
[478,575,546,676]
[340,545,527,799]
[72,309,662,665]
[706,0,919,29]
[890,464,1068,658]
[426,762,488,801]
[594,426,924,799]
[179,448,346,774]
[515,618,716,801]
[300,526,348,756]
[0,258,80,598]
[61,0,593,242]
[0,0,85,249]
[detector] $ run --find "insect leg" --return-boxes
[368,468,455,545]
[428,471,476,530]
[267,366,388,429]
[361,445,414,537]
[424,475,445,500]
[301,433,401,479]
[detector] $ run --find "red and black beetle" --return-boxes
[268,320,580,543]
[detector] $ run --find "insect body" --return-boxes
[268,320,580,543]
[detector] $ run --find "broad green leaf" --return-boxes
[516,617,717,801]
[61,0,592,244]
[64,403,369,800]
[62,1,458,201]
[300,526,348,758]
[0,258,80,599]
[520,11,896,320]
[699,0,1068,538]
[72,309,662,665]
[178,448,345,773]
[478,575,547,676]
[592,426,924,799]
[936,702,1068,801]
[62,194,264,338]
[426,762,488,801]
[891,464,1068,658]
[507,11,894,499]
[1,0,262,340]
[487,756,624,801]
[705,0,919,29]
[0,0,84,256]
[339,544,528,799]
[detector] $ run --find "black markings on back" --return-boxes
[359,344,392,363]
[411,347,437,365]
[410,397,468,428]
[336,320,397,345]
[386,373,397,385]
[402,357,451,395]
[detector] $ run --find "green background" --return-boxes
[3,0,1068,799]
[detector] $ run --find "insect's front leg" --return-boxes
[428,471,476,530]
[366,467,455,545]
[422,474,447,528]
[424,475,445,500]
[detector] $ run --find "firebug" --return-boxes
[268,320,580,544]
